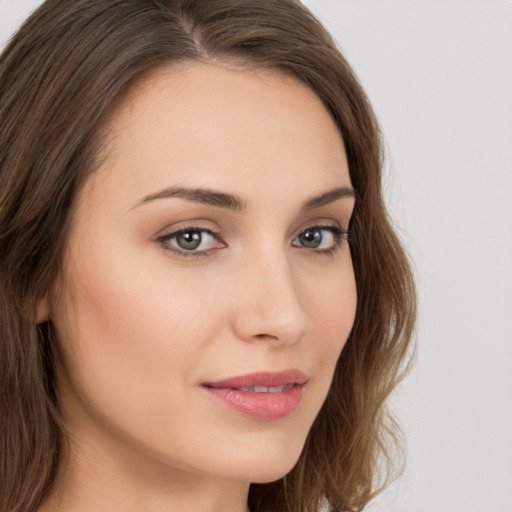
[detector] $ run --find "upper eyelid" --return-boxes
[159,219,347,235]
[166,226,218,236]
[292,220,347,237]
[293,224,343,237]
[156,222,221,238]
[159,221,346,238]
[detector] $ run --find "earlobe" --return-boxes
[36,296,50,324]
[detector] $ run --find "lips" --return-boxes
[202,370,308,420]
[204,369,308,389]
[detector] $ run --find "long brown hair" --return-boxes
[0,1,416,511]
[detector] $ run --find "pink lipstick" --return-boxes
[202,370,307,420]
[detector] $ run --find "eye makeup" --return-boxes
[156,222,349,260]
[156,223,225,260]
[292,224,349,257]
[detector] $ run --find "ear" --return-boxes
[36,296,50,324]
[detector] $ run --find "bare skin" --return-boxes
[38,62,356,512]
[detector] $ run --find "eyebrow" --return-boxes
[302,186,355,211]
[133,186,247,211]
[133,185,355,212]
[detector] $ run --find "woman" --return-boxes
[0,1,416,511]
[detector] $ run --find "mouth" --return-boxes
[234,384,293,393]
[203,369,308,389]
[201,370,308,420]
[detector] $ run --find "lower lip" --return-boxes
[202,384,306,420]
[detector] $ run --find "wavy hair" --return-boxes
[0,1,416,511]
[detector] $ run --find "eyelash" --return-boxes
[300,224,349,257]
[156,224,349,260]
[156,224,222,260]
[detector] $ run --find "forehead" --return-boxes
[87,62,350,210]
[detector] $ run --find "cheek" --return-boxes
[298,258,357,400]
[66,228,216,338]
[307,263,357,351]
[52,240,224,425]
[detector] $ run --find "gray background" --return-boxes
[2,1,511,510]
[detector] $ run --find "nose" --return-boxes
[231,250,310,346]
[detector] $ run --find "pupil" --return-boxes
[177,231,201,250]
[300,229,322,248]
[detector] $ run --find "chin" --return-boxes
[247,460,300,484]
[214,434,307,484]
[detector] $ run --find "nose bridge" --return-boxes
[232,242,310,345]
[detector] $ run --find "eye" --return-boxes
[292,225,347,252]
[158,227,223,255]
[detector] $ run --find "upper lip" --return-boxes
[203,369,308,389]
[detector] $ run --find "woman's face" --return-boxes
[45,63,357,485]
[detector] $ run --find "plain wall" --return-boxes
[301,2,512,511]
[2,1,511,511]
